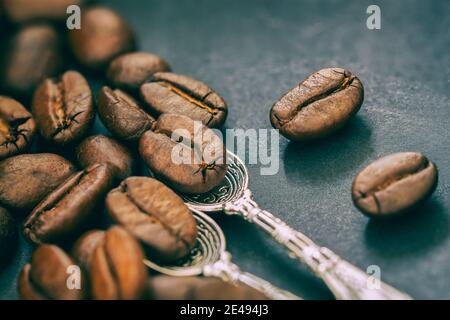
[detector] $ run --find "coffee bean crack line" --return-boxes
[276,73,357,127]
[157,81,222,115]
[355,160,431,201]
[120,183,192,252]
[49,81,85,138]
[0,116,32,148]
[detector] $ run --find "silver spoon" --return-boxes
[143,208,301,300]
[181,151,412,300]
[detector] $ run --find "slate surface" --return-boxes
[0,0,449,299]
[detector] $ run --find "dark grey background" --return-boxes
[1,0,449,299]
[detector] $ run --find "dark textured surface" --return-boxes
[1,0,449,299]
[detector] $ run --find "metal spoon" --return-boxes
[143,208,301,300]
[180,151,412,300]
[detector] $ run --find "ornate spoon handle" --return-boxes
[224,189,412,300]
[203,252,301,300]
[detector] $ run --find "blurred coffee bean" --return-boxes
[352,152,438,217]
[107,52,171,92]
[0,206,17,264]
[71,229,105,275]
[68,6,136,70]
[139,114,227,194]
[140,72,228,128]
[149,276,269,300]
[0,153,75,210]
[90,226,147,300]
[18,244,85,300]
[1,24,63,98]
[76,135,135,180]
[270,67,364,141]
[97,86,155,142]
[32,70,94,146]
[23,164,115,244]
[2,0,85,23]
[106,177,197,262]
[0,96,36,160]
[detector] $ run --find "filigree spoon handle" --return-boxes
[203,252,301,300]
[224,189,412,300]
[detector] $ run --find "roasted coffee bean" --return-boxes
[18,244,84,300]
[148,276,269,300]
[107,52,171,92]
[97,86,155,142]
[106,177,197,262]
[0,153,75,210]
[2,0,85,23]
[140,72,228,128]
[76,135,135,180]
[0,206,17,264]
[139,114,227,194]
[90,226,147,300]
[72,230,105,275]
[23,164,115,244]
[0,96,36,160]
[270,67,364,141]
[352,152,438,217]
[1,24,63,98]
[32,71,94,146]
[68,6,136,70]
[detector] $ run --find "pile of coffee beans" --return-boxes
[0,0,440,300]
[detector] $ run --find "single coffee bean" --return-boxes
[1,24,63,98]
[32,70,94,146]
[139,114,227,194]
[107,52,171,92]
[148,276,269,300]
[76,135,135,180]
[97,86,155,142]
[23,164,115,244]
[0,96,36,160]
[18,244,85,300]
[0,153,75,210]
[140,72,228,128]
[0,206,17,264]
[68,6,136,70]
[106,177,197,262]
[90,226,147,300]
[270,67,364,141]
[2,0,85,23]
[352,152,438,217]
[71,230,105,275]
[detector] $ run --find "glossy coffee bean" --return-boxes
[139,114,227,194]
[0,206,17,264]
[0,153,75,210]
[68,6,136,70]
[71,230,105,275]
[18,244,85,300]
[107,52,171,92]
[352,152,438,217]
[270,67,364,141]
[23,164,115,244]
[32,71,94,146]
[140,72,228,128]
[97,86,155,141]
[90,226,147,300]
[106,177,197,262]
[76,135,135,180]
[0,96,36,160]
[148,276,268,300]
[1,24,63,98]
[2,0,85,23]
